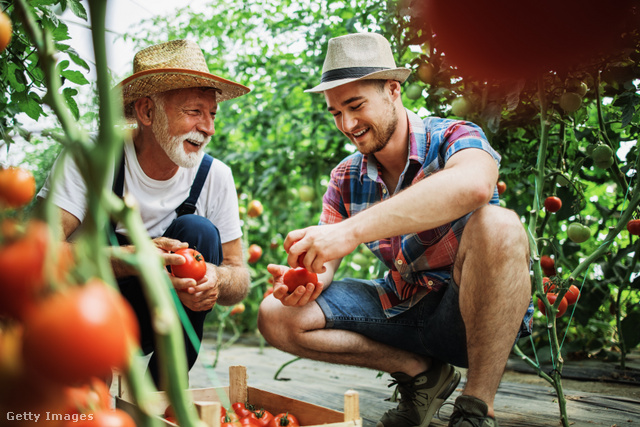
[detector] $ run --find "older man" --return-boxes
[38,39,251,386]
[258,33,533,427]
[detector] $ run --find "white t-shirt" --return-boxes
[38,137,242,243]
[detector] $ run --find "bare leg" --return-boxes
[257,297,431,376]
[452,205,531,417]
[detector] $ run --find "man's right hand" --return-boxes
[267,264,324,307]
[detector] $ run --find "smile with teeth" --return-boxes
[185,138,202,147]
[352,128,369,137]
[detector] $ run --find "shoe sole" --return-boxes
[417,366,462,427]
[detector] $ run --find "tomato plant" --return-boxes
[172,248,206,281]
[626,219,640,236]
[0,11,11,53]
[544,196,562,213]
[248,244,263,264]
[283,267,318,293]
[537,293,568,318]
[0,166,36,209]
[270,413,300,427]
[22,279,139,384]
[567,222,591,243]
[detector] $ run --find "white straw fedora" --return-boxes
[305,33,410,93]
[118,39,250,118]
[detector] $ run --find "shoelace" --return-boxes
[436,401,487,427]
[385,379,429,408]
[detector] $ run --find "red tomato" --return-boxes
[22,279,139,385]
[496,181,506,195]
[248,244,263,264]
[0,220,50,319]
[627,219,640,236]
[540,255,555,271]
[283,267,318,293]
[247,200,263,218]
[172,248,206,280]
[544,196,562,213]
[72,409,136,427]
[63,377,112,414]
[542,277,555,293]
[564,284,581,306]
[270,413,301,427]
[239,416,262,427]
[0,166,36,208]
[230,303,246,315]
[249,409,274,427]
[537,293,568,318]
[223,412,240,424]
[232,402,254,418]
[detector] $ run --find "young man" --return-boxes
[258,33,533,427]
[38,39,251,386]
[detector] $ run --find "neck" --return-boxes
[132,128,180,180]
[374,106,409,180]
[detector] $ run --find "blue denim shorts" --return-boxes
[316,278,534,368]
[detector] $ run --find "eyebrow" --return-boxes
[327,95,365,112]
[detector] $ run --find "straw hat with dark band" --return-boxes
[118,39,250,118]
[305,33,411,93]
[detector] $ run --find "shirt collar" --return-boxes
[359,108,427,183]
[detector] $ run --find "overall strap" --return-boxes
[175,153,214,217]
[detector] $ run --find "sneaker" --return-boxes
[448,395,498,427]
[377,361,461,427]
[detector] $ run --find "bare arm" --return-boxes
[285,148,499,273]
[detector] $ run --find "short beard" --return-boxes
[360,101,398,155]
[150,95,210,169]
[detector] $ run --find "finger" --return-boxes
[295,283,317,306]
[164,252,187,266]
[172,277,197,292]
[267,263,289,278]
[283,229,308,253]
[154,237,188,252]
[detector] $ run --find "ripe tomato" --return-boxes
[0,11,11,53]
[73,409,136,427]
[627,219,640,236]
[223,412,241,424]
[239,416,262,427]
[172,248,206,281]
[270,413,300,427]
[63,377,112,414]
[564,284,580,306]
[22,279,139,385]
[283,267,318,294]
[567,222,591,244]
[230,303,246,315]
[540,255,554,271]
[544,196,562,213]
[496,181,507,195]
[248,244,263,264]
[0,166,36,209]
[542,277,555,293]
[0,220,49,319]
[537,293,568,318]
[249,409,274,427]
[247,200,264,218]
[232,402,254,418]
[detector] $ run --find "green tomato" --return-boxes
[451,97,472,117]
[567,222,591,243]
[299,185,315,202]
[559,92,582,113]
[591,144,614,168]
[417,62,436,85]
[405,83,423,100]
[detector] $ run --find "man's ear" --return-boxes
[133,97,154,127]
[387,80,402,101]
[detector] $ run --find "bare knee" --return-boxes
[463,205,529,259]
[257,297,324,351]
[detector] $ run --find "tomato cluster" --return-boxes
[538,275,581,318]
[0,166,137,425]
[165,402,301,427]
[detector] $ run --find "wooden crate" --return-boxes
[116,365,362,427]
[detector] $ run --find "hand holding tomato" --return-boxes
[266,264,324,307]
[172,248,207,281]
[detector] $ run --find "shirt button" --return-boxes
[382,188,388,194]
[396,259,403,265]
[428,280,433,286]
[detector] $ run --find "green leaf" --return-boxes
[68,0,88,20]
[63,87,80,120]
[51,22,72,42]
[61,68,89,85]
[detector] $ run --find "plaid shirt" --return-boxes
[319,110,501,318]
